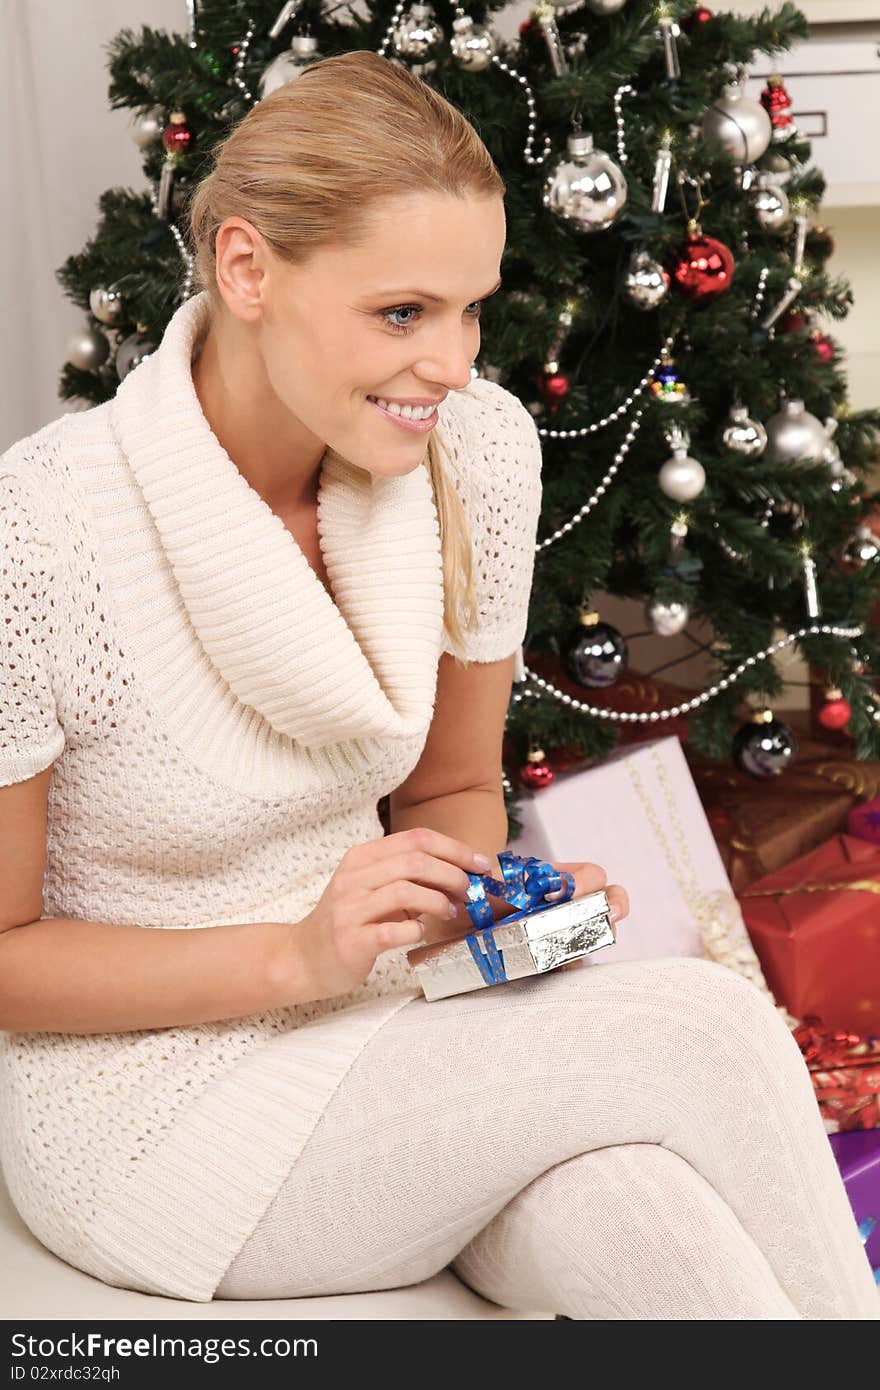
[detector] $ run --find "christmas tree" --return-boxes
[56,1,880,837]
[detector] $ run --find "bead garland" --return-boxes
[536,337,676,438]
[512,622,864,723]
[535,408,645,548]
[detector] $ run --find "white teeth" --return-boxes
[369,396,435,421]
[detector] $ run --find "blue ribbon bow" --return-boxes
[460,851,576,986]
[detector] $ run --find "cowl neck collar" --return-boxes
[107,290,445,752]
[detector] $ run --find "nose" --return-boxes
[416,327,477,393]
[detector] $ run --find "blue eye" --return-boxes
[381,301,484,336]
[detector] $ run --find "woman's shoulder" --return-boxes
[1,401,116,541]
[440,375,542,463]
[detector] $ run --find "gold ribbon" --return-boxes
[742,878,880,898]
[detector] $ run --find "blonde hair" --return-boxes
[188,49,508,664]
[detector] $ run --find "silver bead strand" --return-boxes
[538,337,675,440]
[511,624,864,722]
[535,409,645,550]
[613,83,636,166]
[750,266,770,321]
[149,189,196,301]
[232,19,258,105]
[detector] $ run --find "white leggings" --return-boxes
[214,957,879,1319]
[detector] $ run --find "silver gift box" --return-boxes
[406,890,616,1001]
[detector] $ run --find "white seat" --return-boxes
[0,1167,552,1320]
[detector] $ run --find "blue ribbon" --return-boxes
[461,852,576,986]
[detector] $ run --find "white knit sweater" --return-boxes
[0,290,543,1302]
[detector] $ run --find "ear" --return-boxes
[214,216,268,323]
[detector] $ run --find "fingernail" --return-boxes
[473,853,492,870]
[448,901,459,917]
[610,904,622,922]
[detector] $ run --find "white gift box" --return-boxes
[506,734,768,981]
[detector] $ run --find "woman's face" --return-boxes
[219,191,507,479]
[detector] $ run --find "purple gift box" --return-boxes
[829,1129,880,1275]
[847,794,880,846]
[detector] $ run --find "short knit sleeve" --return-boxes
[0,466,66,787]
[439,377,543,663]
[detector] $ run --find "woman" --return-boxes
[0,51,876,1319]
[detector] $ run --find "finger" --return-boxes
[356,851,472,904]
[369,881,461,925]
[544,861,608,901]
[390,826,493,873]
[605,884,629,922]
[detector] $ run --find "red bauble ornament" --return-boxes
[760,75,795,133]
[682,6,713,32]
[777,309,807,335]
[519,18,539,37]
[668,233,735,303]
[162,111,193,157]
[537,370,570,404]
[810,329,835,364]
[520,747,554,789]
[818,690,852,731]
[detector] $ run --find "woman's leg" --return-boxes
[452,1143,803,1320]
[214,957,878,1319]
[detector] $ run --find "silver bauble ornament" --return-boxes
[623,250,670,310]
[89,287,124,326]
[702,81,772,164]
[543,133,628,233]
[65,324,110,372]
[841,525,880,569]
[393,3,443,61]
[764,399,829,465]
[258,34,320,98]
[659,431,706,502]
[646,598,690,636]
[115,331,156,381]
[749,176,790,231]
[129,108,163,149]
[584,0,629,12]
[722,405,767,458]
[450,15,496,71]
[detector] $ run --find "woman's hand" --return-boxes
[542,860,629,926]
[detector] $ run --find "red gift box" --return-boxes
[793,1017,880,1132]
[739,834,880,1034]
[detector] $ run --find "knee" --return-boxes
[646,956,799,1057]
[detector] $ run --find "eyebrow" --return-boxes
[370,278,503,303]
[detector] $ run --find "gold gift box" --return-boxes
[406,890,616,1001]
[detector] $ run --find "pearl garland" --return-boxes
[149,189,196,301]
[536,337,675,438]
[232,19,258,105]
[613,83,636,166]
[750,266,770,321]
[535,408,645,549]
[511,622,864,723]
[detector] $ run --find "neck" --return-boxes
[191,311,327,514]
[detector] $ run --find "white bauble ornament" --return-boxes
[722,405,767,458]
[623,250,670,310]
[702,81,772,164]
[646,599,690,636]
[584,0,629,12]
[115,331,156,380]
[659,432,706,501]
[543,132,628,233]
[764,399,829,465]
[89,287,124,326]
[65,324,110,372]
[258,34,319,98]
[129,109,163,149]
[450,15,496,71]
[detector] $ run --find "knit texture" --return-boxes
[0,289,543,1302]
